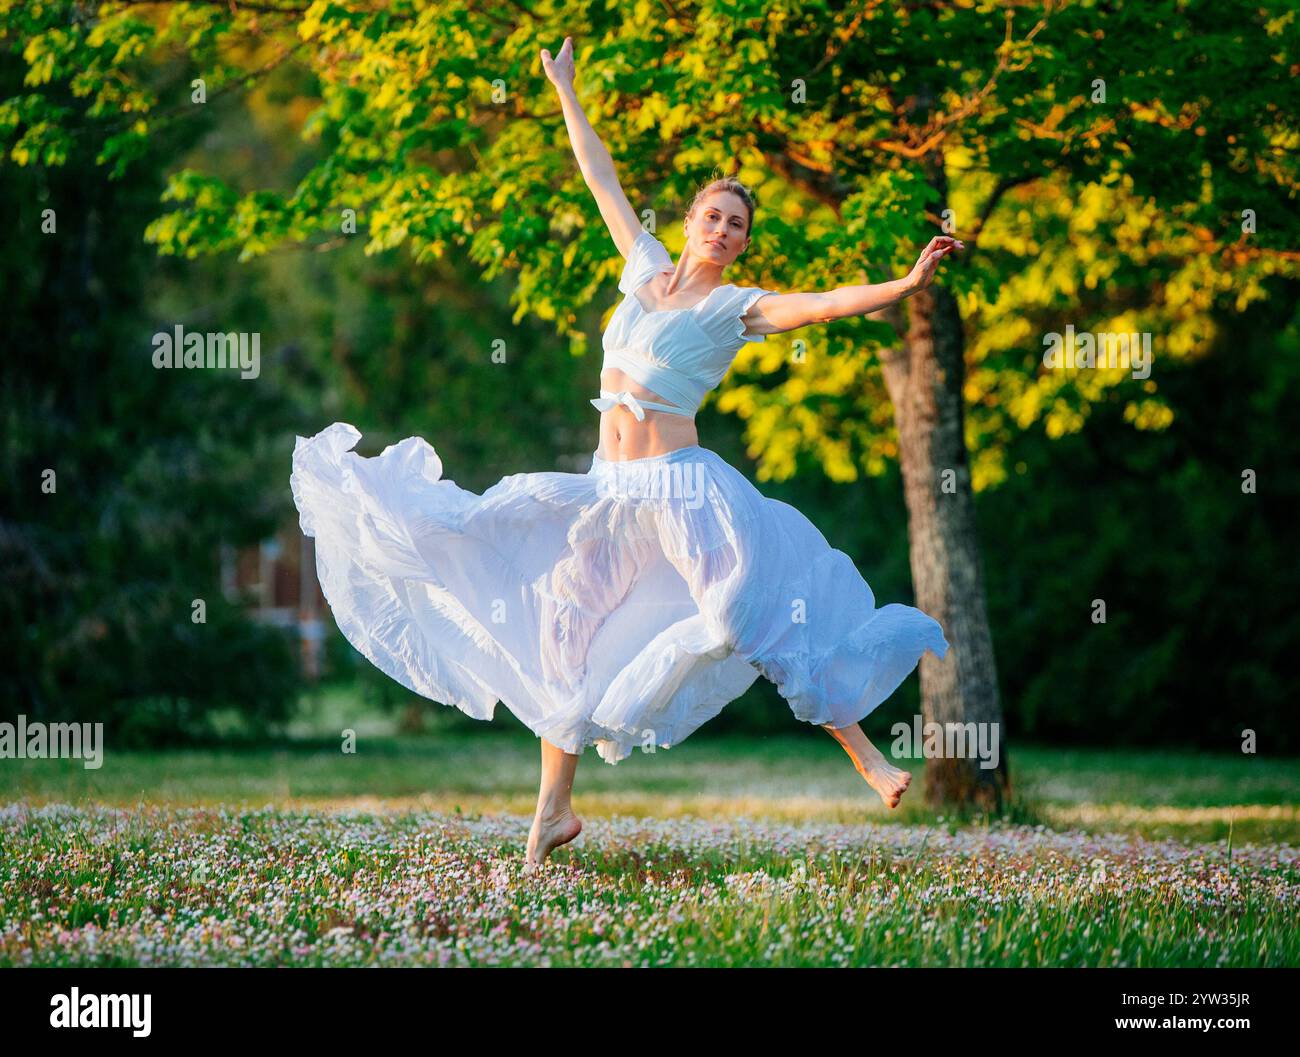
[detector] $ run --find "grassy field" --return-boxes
[2,703,1297,967]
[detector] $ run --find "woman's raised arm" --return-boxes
[541,36,643,258]
[741,235,966,337]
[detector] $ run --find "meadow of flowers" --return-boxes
[3,801,1296,967]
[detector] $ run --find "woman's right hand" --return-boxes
[904,235,964,294]
[540,36,576,92]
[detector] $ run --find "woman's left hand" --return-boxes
[906,235,964,293]
[541,36,576,92]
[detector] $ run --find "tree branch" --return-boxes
[967,173,1037,249]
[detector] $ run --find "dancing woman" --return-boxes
[290,37,957,868]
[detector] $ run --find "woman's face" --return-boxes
[685,191,751,267]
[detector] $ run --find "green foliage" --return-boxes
[2,1,1297,749]
[5,1,1298,481]
[0,49,301,740]
[981,282,1300,752]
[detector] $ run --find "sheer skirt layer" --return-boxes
[290,422,949,764]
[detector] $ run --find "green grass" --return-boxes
[3,726,1297,843]
[2,801,1296,967]
[3,695,1297,966]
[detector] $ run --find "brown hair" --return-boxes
[686,175,756,238]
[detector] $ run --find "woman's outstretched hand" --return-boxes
[905,235,964,294]
[541,36,576,92]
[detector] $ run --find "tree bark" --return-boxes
[879,160,1011,812]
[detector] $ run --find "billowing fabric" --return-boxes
[598,229,776,415]
[290,425,950,764]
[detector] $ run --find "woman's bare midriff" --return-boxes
[595,367,699,461]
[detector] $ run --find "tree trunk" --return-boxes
[880,229,1010,813]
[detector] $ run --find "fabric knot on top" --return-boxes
[590,388,693,419]
[590,389,647,420]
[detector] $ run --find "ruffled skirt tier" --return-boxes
[290,423,949,764]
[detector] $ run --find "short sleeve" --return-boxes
[617,230,675,295]
[699,285,776,349]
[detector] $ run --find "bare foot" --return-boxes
[524,808,582,869]
[856,752,912,809]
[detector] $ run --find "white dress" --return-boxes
[290,231,950,764]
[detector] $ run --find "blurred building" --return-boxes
[219,525,326,680]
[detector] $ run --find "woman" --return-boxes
[290,37,958,869]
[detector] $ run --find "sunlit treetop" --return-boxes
[3,0,1298,484]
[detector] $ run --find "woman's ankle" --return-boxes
[534,797,573,820]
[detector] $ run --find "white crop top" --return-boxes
[593,230,775,419]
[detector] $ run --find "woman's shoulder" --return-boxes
[618,230,675,294]
[697,283,777,349]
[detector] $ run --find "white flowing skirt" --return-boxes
[290,422,949,764]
